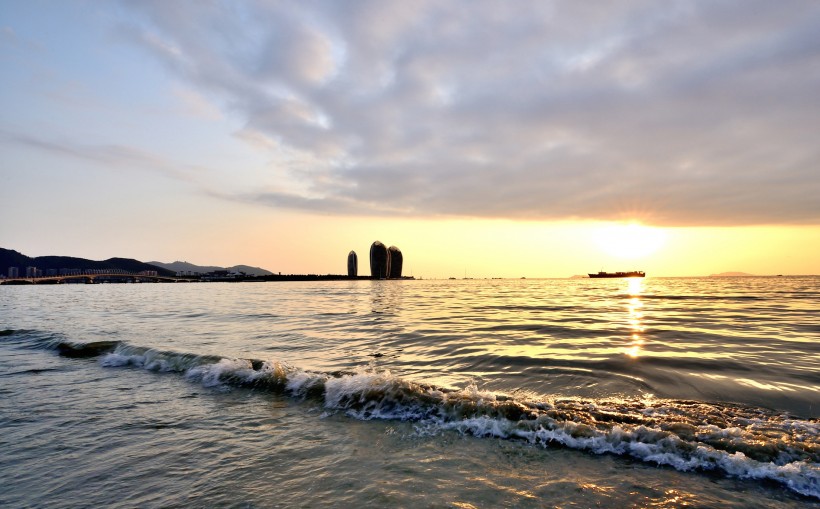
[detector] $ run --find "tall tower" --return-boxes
[347,251,358,277]
[369,241,390,279]
[388,246,403,278]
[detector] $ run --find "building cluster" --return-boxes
[198,270,247,281]
[347,241,404,279]
[4,266,157,279]
[4,266,45,278]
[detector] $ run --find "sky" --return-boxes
[1,0,819,278]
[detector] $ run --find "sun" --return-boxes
[595,223,667,259]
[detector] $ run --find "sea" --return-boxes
[1,277,818,508]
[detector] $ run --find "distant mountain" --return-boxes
[1,248,29,269]
[709,271,755,277]
[1,248,174,277]
[148,261,224,274]
[229,264,274,276]
[148,261,274,276]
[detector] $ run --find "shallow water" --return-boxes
[1,277,818,507]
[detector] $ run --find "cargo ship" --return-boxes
[588,271,645,278]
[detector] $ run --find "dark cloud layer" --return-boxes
[121,0,820,225]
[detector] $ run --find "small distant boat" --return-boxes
[588,271,645,278]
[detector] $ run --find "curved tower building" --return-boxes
[388,246,403,279]
[369,241,390,279]
[347,251,358,277]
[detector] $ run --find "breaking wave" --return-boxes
[14,333,820,499]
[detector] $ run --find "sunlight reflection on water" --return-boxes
[625,278,645,358]
[2,276,818,415]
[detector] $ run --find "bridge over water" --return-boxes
[1,273,190,285]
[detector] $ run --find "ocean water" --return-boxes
[1,277,818,508]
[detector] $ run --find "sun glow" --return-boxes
[625,279,645,358]
[595,223,667,259]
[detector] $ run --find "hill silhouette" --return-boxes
[1,248,175,277]
[148,260,273,276]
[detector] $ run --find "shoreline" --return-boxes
[0,274,416,285]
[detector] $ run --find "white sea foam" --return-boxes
[186,358,256,387]
[100,352,145,368]
[92,343,819,499]
[433,416,820,499]
[285,369,327,398]
[311,368,819,498]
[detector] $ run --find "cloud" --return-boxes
[1,25,44,52]
[1,26,17,45]
[171,85,223,120]
[0,129,205,186]
[118,0,820,226]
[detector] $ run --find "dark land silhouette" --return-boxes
[1,248,175,278]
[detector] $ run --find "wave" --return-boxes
[7,331,819,499]
[624,294,764,301]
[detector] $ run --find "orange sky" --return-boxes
[16,208,813,279]
[229,218,818,278]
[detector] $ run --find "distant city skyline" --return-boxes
[2,1,819,277]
